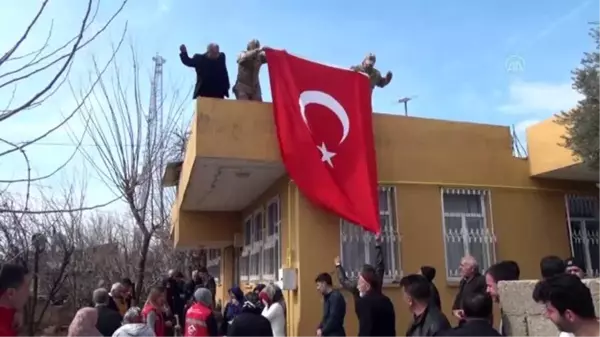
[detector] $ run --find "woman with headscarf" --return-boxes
[260,284,286,337]
[68,307,101,337]
[184,288,218,337]
[228,292,273,336]
[221,286,244,335]
[142,286,169,337]
[112,307,156,337]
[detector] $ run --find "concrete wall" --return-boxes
[498,278,599,336]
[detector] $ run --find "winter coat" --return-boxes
[405,305,451,337]
[96,305,123,336]
[318,289,346,336]
[262,302,286,337]
[440,318,501,336]
[227,311,273,336]
[112,324,156,337]
[355,291,396,336]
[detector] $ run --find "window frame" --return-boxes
[240,196,282,284]
[440,188,496,283]
[263,196,282,282]
[339,185,402,283]
[240,216,252,282]
[565,194,599,277]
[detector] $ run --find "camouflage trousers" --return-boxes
[233,82,262,102]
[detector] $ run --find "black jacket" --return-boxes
[452,273,486,311]
[227,312,273,336]
[406,305,451,337]
[95,305,123,337]
[356,291,396,336]
[163,277,187,317]
[180,51,230,99]
[336,241,385,316]
[319,289,346,336]
[186,277,217,306]
[106,296,121,316]
[440,318,502,336]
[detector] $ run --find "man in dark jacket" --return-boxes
[441,293,501,336]
[228,292,273,336]
[419,265,441,309]
[315,273,346,336]
[335,234,384,317]
[179,43,230,99]
[452,255,486,322]
[401,274,450,336]
[355,266,396,336]
[93,288,122,337]
[163,270,186,326]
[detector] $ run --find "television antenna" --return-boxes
[396,95,418,116]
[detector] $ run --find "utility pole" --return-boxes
[397,96,417,116]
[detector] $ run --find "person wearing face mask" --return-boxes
[401,274,450,337]
[335,234,385,318]
[350,53,393,91]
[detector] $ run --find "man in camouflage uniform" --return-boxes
[351,53,393,90]
[233,39,267,101]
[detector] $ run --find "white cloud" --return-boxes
[498,80,582,115]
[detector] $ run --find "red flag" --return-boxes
[265,49,380,233]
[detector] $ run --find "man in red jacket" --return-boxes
[0,264,30,337]
[185,288,218,337]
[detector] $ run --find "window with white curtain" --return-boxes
[206,248,221,283]
[441,188,496,282]
[340,186,401,282]
[240,197,282,283]
[566,195,599,277]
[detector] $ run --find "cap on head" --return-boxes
[248,39,260,50]
[194,288,213,307]
[364,53,376,65]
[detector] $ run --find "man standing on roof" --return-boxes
[179,43,230,100]
[351,53,393,90]
[233,39,268,101]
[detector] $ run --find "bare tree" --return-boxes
[0,0,128,214]
[0,183,89,334]
[73,45,190,302]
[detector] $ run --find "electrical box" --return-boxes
[279,268,297,290]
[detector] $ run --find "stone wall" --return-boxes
[498,278,599,336]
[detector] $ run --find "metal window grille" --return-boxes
[206,248,221,283]
[339,186,402,282]
[566,195,599,277]
[441,188,496,282]
[241,197,282,284]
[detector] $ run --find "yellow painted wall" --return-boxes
[527,116,581,176]
[173,99,597,336]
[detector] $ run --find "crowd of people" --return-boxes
[178,39,393,102]
[0,247,597,337]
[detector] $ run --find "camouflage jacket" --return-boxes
[234,49,267,92]
[351,64,389,89]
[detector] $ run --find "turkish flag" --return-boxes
[265,49,380,233]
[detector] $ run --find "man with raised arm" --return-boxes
[179,43,230,100]
[350,53,393,91]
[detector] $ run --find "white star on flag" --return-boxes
[317,142,336,167]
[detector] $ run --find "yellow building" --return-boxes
[163,98,599,336]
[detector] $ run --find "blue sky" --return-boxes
[0,0,596,211]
